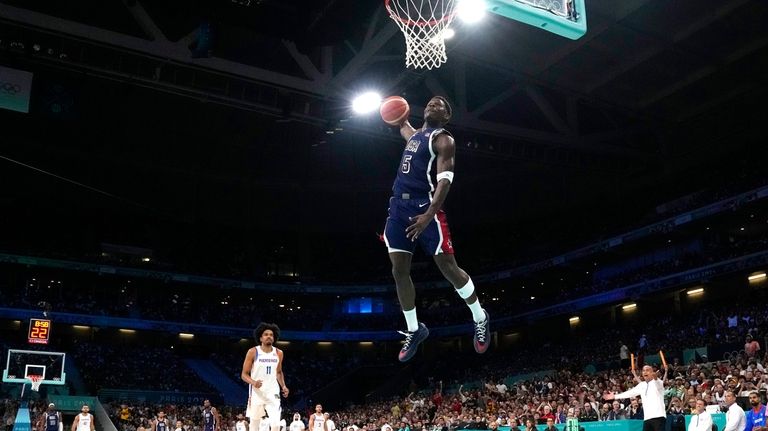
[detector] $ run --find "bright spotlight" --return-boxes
[443,28,456,39]
[352,92,382,114]
[456,0,486,23]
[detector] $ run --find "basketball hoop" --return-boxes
[385,0,457,69]
[28,375,43,392]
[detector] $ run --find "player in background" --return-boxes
[323,414,335,431]
[202,400,221,431]
[71,405,94,431]
[39,403,62,431]
[308,405,327,431]
[242,323,289,431]
[289,413,306,431]
[236,414,249,431]
[152,411,170,431]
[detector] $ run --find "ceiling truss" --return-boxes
[0,1,665,164]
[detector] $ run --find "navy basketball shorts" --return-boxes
[384,196,454,255]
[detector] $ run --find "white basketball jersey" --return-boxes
[290,421,305,431]
[76,414,92,431]
[236,421,248,431]
[312,415,325,431]
[251,346,280,391]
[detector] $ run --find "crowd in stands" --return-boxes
[70,342,221,395]
[2,295,767,431]
[101,401,242,431]
[2,223,768,335]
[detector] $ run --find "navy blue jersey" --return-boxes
[203,409,216,431]
[392,128,450,197]
[45,412,60,431]
[156,419,168,431]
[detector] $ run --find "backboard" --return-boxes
[3,349,67,385]
[487,0,587,40]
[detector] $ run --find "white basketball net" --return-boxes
[29,375,43,392]
[385,0,457,70]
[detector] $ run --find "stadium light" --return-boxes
[119,328,136,334]
[73,325,91,330]
[352,92,382,114]
[456,0,487,23]
[748,272,766,281]
[569,316,580,323]
[622,303,637,311]
[179,332,194,338]
[686,287,704,296]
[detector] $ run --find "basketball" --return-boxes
[380,96,409,126]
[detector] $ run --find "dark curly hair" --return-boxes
[253,322,280,343]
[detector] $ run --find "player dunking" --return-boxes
[71,405,94,431]
[202,400,221,431]
[242,322,289,431]
[383,96,490,362]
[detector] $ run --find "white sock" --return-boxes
[468,299,485,323]
[403,308,419,332]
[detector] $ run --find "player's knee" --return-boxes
[391,264,410,280]
[435,258,460,277]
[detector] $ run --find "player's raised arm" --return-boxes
[71,415,79,431]
[400,120,417,141]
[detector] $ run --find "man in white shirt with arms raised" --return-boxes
[604,365,668,431]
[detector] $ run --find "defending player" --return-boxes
[242,322,289,431]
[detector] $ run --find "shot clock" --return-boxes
[28,318,51,344]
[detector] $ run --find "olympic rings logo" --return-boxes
[0,81,22,95]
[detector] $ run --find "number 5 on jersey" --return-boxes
[401,155,412,174]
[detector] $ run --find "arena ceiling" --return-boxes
[2,0,766,162]
[0,0,767,270]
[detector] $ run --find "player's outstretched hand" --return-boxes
[406,213,432,241]
[282,386,290,397]
[253,379,263,388]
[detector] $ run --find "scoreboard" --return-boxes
[28,318,51,344]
